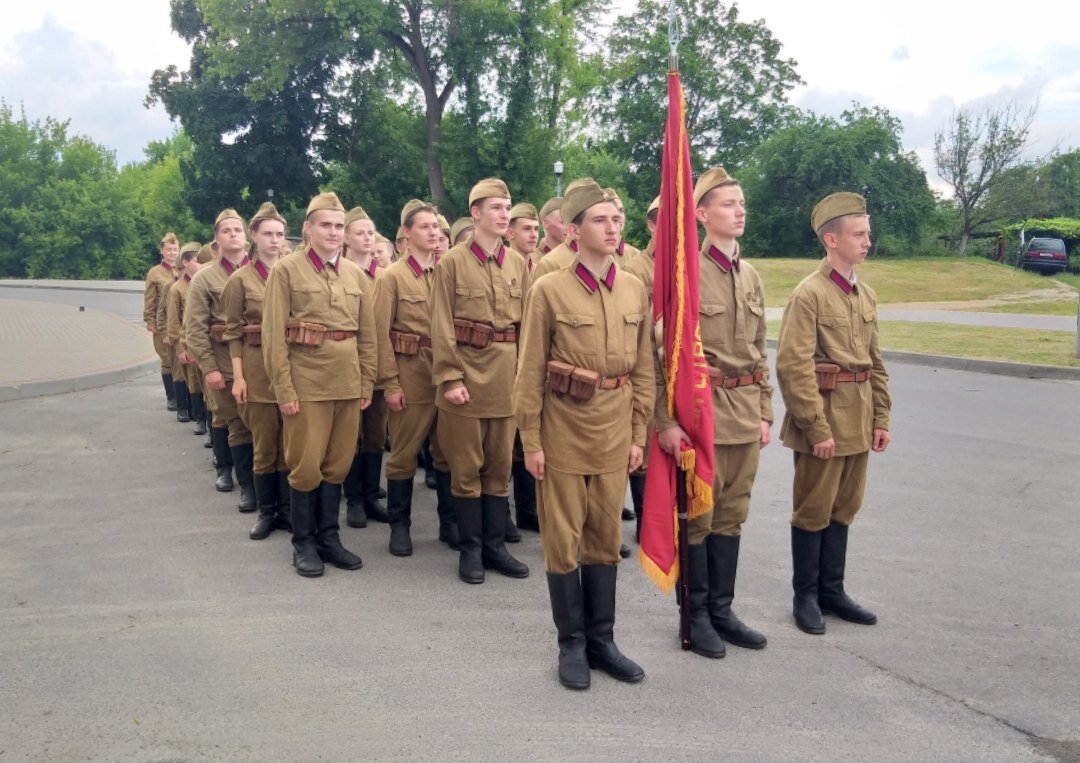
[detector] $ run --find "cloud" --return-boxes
[891,45,911,62]
[0,15,174,164]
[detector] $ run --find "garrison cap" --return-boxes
[214,209,244,231]
[250,202,286,230]
[647,196,661,216]
[305,192,345,218]
[161,232,179,246]
[179,241,201,257]
[468,178,511,207]
[539,197,563,220]
[195,244,214,264]
[345,206,371,228]
[450,217,475,244]
[437,214,451,234]
[693,167,737,207]
[400,199,430,228]
[811,192,867,233]
[510,203,538,222]
[603,188,623,208]
[562,179,617,227]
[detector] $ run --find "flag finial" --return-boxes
[668,0,680,69]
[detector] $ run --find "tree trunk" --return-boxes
[957,230,970,257]
[424,99,449,210]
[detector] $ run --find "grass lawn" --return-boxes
[966,299,1079,316]
[765,319,1080,368]
[750,257,1077,307]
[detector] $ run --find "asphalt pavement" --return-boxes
[1,363,1078,761]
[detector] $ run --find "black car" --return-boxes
[1016,237,1068,274]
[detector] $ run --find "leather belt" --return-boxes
[492,329,518,343]
[707,368,763,389]
[597,374,631,390]
[836,370,872,383]
[327,330,357,341]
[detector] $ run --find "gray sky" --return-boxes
[1,0,1076,183]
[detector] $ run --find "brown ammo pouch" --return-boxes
[570,368,600,401]
[453,318,495,349]
[546,360,575,394]
[814,362,841,392]
[210,322,226,344]
[389,330,428,356]
[285,321,327,351]
[243,324,262,347]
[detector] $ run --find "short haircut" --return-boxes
[647,208,659,225]
[180,249,198,263]
[404,203,439,229]
[696,180,741,210]
[816,214,858,242]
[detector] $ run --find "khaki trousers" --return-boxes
[437,411,514,498]
[790,450,869,532]
[208,385,252,446]
[152,332,171,374]
[184,361,202,394]
[538,467,627,574]
[689,441,761,544]
[282,399,362,491]
[239,401,287,474]
[360,390,388,455]
[386,402,438,480]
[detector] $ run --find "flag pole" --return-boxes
[667,0,692,652]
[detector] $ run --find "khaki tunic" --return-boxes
[222,260,275,404]
[622,239,656,473]
[532,240,578,281]
[513,258,654,473]
[374,254,437,404]
[167,275,201,393]
[143,262,173,329]
[655,243,773,445]
[185,257,247,380]
[613,239,640,270]
[430,237,530,418]
[262,250,377,404]
[776,259,891,455]
[513,258,655,573]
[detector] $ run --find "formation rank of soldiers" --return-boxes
[143,174,892,691]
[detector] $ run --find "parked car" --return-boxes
[1016,237,1068,274]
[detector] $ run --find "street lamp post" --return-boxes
[553,161,564,196]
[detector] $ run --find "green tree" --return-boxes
[117,131,206,247]
[740,106,936,258]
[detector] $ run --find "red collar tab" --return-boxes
[366,260,378,278]
[406,255,425,277]
[829,269,854,295]
[254,260,270,282]
[569,240,579,253]
[616,240,625,256]
[306,249,336,273]
[541,243,551,254]
[183,273,191,283]
[574,261,616,293]
[221,257,242,276]
[162,261,173,271]
[527,258,534,272]
[706,245,739,273]
[470,241,505,267]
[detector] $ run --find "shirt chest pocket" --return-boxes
[745,300,764,336]
[860,308,877,346]
[622,312,644,355]
[554,312,598,356]
[505,284,524,325]
[455,286,489,322]
[397,293,428,328]
[245,292,264,322]
[336,285,363,321]
[817,314,851,355]
[290,283,323,318]
[698,302,728,345]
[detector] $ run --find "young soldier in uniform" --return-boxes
[262,192,378,578]
[144,232,180,410]
[776,192,891,634]
[656,168,773,658]
[185,211,254,507]
[506,202,542,272]
[394,227,409,259]
[374,200,459,556]
[436,214,452,255]
[431,178,530,584]
[603,189,641,267]
[167,242,203,426]
[156,248,189,421]
[449,217,474,247]
[538,197,566,256]
[373,235,394,269]
[342,206,391,527]
[533,180,595,280]
[513,179,654,690]
[222,203,292,541]
[622,195,660,540]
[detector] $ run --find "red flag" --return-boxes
[638,68,714,592]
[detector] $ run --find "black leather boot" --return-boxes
[212,428,234,492]
[434,470,459,549]
[819,521,877,625]
[387,478,414,556]
[792,526,826,634]
[619,544,631,559]
[315,482,363,570]
[249,472,278,540]
[162,373,176,411]
[456,496,485,584]
[275,471,292,531]
[547,569,590,690]
[706,534,767,649]
[480,495,529,579]
[231,442,256,512]
[191,393,208,436]
[629,473,646,543]
[581,564,644,683]
[343,452,367,528]
[687,543,726,658]
[174,380,191,422]
[360,452,390,523]
[512,460,540,532]
[504,505,522,543]
[290,487,323,577]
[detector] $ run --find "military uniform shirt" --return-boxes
[143,262,173,329]
[374,254,437,404]
[222,260,276,404]
[185,256,246,378]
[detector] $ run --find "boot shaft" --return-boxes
[386,478,414,527]
[547,569,586,647]
[791,526,823,596]
[818,520,850,597]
